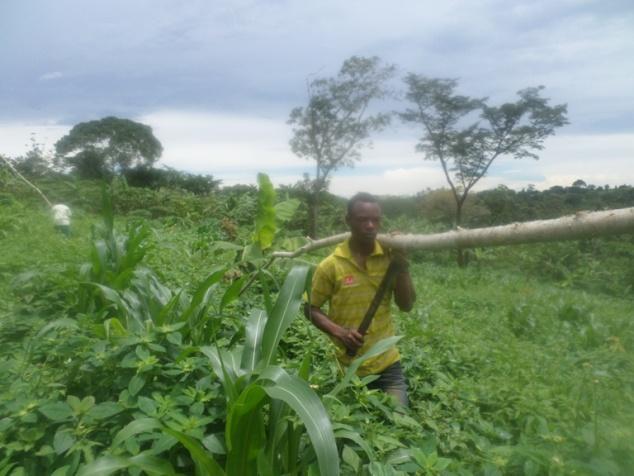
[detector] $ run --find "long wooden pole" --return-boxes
[272,207,634,258]
[0,155,53,207]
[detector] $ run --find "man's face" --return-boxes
[346,201,381,245]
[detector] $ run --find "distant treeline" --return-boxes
[2,154,633,233]
[376,182,634,228]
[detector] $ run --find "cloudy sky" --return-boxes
[1,0,632,196]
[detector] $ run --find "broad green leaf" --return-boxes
[200,346,239,402]
[252,268,275,317]
[256,451,275,476]
[35,318,79,338]
[254,173,276,250]
[279,236,308,253]
[240,309,267,374]
[385,448,413,466]
[241,243,263,262]
[342,445,360,473]
[87,402,124,420]
[39,401,73,422]
[163,427,225,476]
[91,239,108,278]
[157,291,186,326]
[392,412,421,430]
[138,396,157,416]
[210,241,244,251]
[128,452,177,475]
[77,452,176,476]
[128,375,145,396]
[202,434,226,455]
[260,265,310,366]
[67,395,94,415]
[225,384,267,476]
[226,384,267,446]
[367,461,399,476]
[53,429,75,455]
[50,465,71,476]
[180,266,225,322]
[266,399,291,460]
[334,429,375,460]
[298,352,311,381]
[259,366,339,476]
[103,318,127,339]
[92,283,142,331]
[67,395,82,413]
[112,417,162,448]
[330,336,403,398]
[274,199,300,223]
[220,276,246,311]
[77,455,128,476]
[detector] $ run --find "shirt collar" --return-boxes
[334,237,385,259]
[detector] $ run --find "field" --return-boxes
[0,181,633,475]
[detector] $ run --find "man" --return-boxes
[51,203,72,236]
[307,192,416,406]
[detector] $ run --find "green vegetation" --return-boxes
[1,175,633,475]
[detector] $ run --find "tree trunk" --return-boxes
[307,193,319,239]
[455,196,467,267]
[273,207,634,258]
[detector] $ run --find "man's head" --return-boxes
[346,192,381,246]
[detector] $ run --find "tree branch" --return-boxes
[272,207,634,257]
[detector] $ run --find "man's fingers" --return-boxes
[350,330,363,345]
[340,329,362,348]
[348,330,364,348]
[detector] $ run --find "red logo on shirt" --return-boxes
[343,275,356,286]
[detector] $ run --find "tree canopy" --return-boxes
[288,56,395,237]
[401,76,568,226]
[55,116,163,179]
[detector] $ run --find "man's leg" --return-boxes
[367,361,409,407]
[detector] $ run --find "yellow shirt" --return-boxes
[310,238,400,375]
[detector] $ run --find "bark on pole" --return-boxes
[272,207,634,258]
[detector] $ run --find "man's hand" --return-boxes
[336,327,364,353]
[389,231,410,273]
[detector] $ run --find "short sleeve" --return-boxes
[310,260,334,308]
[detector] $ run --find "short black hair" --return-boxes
[347,192,379,216]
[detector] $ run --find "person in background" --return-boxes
[306,192,416,406]
[51,203,72,236]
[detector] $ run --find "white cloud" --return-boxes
[1,111,632,196]
[0,121,69,157]
[330,165,446,197]
[39,71,63,81]
[534,134,634,188]
[141,110,298,173]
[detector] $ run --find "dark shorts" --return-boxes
[367,360,409,407]
[55,225,70,236]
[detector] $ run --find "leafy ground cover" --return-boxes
[0,187,633,475]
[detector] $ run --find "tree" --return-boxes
[123,166,221,195]
[419,188,489,227]
[400,76,568,265]
[55,116,163,179]
[288,56,395,237]
[13,135,54,178]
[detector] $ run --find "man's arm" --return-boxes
[392,254,416,312]
[305,304,364,353]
